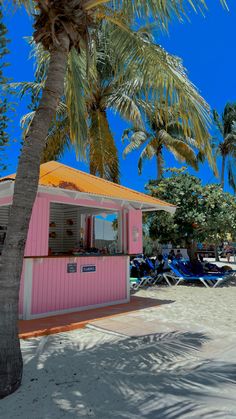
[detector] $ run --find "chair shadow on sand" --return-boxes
[1,329,236,418]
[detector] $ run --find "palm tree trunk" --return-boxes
[214,243,220,262]
[187,240,197,262]
[221,155,226,189]
[156,149,163,181]
[0,33,70,399]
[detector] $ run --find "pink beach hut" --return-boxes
[0,162,175,320]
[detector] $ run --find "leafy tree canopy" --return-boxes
[212,104,236,192]
[146,168,236,247]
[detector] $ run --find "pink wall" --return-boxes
[24,196,50,257]
[2,192,142,258]
[0,196,12,206]
[2,191,140,318]
[30,256,128,315]
[127,210,143,254]
[23,192,124,257]
[0,195,49,257]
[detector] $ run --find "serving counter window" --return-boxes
[93,213,121,253]
[48,203,122,256]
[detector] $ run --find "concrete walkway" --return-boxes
[18,296,170,339]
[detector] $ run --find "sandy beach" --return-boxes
[1,260,236,418]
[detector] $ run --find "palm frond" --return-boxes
[89,109,120,183]
[138,143,158,174]
[17,7,220,180]
[222,103,236,135]
[165,138,199,170]
[12,0,35,13]
[20,111,35,129]
[224,133,236,156]
[111,0,207,28]
[10,81,44,99]
[42,117,71,163]
[123,130,149,157]
[56,101,68,117]
[26,38,50,81]
[109,25,211,155]
[213,109,223,134]
[157,129,179,145]
[84,0,111,10]
[196,149,206,164]
[107,89,144,127]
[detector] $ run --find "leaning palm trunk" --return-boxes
[221,154,226,190]
[187,240,197,262]
[156,150,163,181]
[214,243,220,262]
[0,33,69,399]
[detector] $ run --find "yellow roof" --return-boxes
[0,161,175,211]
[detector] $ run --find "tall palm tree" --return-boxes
[0,0,221,398]
[123,106,207,180]
[15,22,210,184]
[16,24,145,183]
[0,3,10,171]
[213,103,236,191]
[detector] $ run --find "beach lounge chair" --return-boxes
[130,275,152,290]
[148,270,176,286]
[164,261,235,288]
[146,273,165,286]
[177,259,236,279]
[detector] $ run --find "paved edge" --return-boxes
[19,321,88,340]
[19,306,156,340]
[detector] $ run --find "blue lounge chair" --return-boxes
[163,260,235,288]
[178,259,236,276]
[131,275,153,290]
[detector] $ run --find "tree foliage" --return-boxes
[146,168,236,247]
[13,13,214,183]
[212,103,236,192]
[122,105,206,180]
[0,4,10,171]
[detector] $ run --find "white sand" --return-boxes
[1,263,236,418]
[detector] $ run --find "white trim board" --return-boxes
[126,256,131,302]
[38,186,176,213]
[27,298,130,320]
[0,181,176,213]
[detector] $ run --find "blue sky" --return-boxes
[2,0,236,193]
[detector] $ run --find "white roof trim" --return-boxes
[38,185,176,213]
[0,180,14,198]
[0,180,176,214]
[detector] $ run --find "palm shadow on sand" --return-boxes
[1,329,236,419]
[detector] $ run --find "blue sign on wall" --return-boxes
[81,265,96,273]
[67,263,77,273]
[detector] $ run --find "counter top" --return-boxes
[24,254,128,259]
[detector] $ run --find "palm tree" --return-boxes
[17,24,145,183]
[123,106,206,180]
[0,0,220,398]
[213,103,236,191]
[15,23,208,184]
[0,3,10,171]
